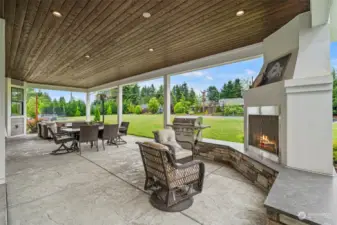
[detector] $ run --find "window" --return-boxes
[11,87,24,116]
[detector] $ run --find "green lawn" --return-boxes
[59,115,337,146]
[60,114,244,142]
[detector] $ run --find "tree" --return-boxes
[148,97,159,114]
[207,86,220,102]
[188,88,196,105]
[106,104,112,115]
[74,107,81,117]
[174,102,185,113]
[233,78,242,98]
[94,107,101,122]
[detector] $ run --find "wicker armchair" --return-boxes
[47,126,74,155]
[153,129,197,163]
[137,142,205,212]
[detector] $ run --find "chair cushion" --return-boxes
[143,142,169,151]
[157,129,183,149]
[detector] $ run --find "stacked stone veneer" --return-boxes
[197,141,311,225]
[197,141,278,192]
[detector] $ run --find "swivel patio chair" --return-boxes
[78,125,99,155]
[153,129,197,163]
[137,142,205,212]
[47,126,75,155]
[117,121,129,144]
[99,124,119,149]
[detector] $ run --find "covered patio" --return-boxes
[1,0,337,225]
[6,135,266,225]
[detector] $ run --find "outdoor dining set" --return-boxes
[38,117,209,212]
[41,121,130,155]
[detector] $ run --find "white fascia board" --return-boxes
[88,42,263,92]
[26,82,87,93]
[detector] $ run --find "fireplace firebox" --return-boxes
[248,115,279,155]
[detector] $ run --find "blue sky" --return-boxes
[41,42,337,102]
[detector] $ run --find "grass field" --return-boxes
[60,114,337,145]
[60,114,244,142]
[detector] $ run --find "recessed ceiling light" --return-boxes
[52,11,62,18]
[236,10,244,16]
[85,54,90,59]
[143,12,151,18]
[149,48,154,52]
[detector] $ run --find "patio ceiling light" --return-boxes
[85,54,90,59]
[52,11,62,18]
[142,12,151,18]
[149,48,154,52]
[236,10,244,16]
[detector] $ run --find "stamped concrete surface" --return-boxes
[6,134,266,225]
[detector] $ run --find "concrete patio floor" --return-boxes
[5,134,266,225]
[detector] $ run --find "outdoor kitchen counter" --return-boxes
[200,138,337,225]
[264,166,337,225]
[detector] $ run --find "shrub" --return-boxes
[174,102,185,114]
[148,97,159,114]
[223,104,244,116]
[27,119,42,133]
[216,106,222,113]
[127,103,135,114]
[94,107,101,122]
[135,105,142,114]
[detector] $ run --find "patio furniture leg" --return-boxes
[102,139,105,150]
[79,142,81,155]
[51,143,72,155]
[96,141,99,152]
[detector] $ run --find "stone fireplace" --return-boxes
[248,115,279,156]
[243,12,334,176]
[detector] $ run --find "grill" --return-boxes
[167,116,210,148]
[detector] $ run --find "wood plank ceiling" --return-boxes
[3,0,310,88]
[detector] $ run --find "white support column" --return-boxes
[23,82,27,135]
[86,92,91,122]
[117,85,123,125]
[163,75,171,128]
[5,77,10,137]
[0,18,6,184]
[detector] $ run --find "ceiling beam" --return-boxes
[26,82,87,93]
[88,42,263,92]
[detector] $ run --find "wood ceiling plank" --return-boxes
[19,0,67,78]
[72,1,305,82]
[63,0,265,79]
[72,9,305,86]
[12,0,43,77]
[24,0,89,80]
[27,0,138,80]
[23,0,105,80]
[15,0,53,75]
[4,0,310,88]
[4,0,16,74]
[47,0,229,79]
[8,0,29,79]
[36,0,157,80]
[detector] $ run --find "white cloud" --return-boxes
[205,75,213,80]
[137,78,163,88]
[181,71,205,77]
[245,69,257,76]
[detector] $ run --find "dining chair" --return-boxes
[117,121,130,144]
[78,125,99,155]
[99,124,119,150]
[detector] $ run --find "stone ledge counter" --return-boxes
[197,139,337,225]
